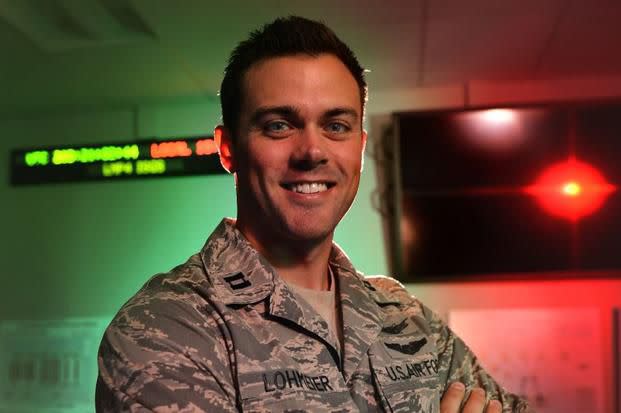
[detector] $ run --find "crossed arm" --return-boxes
[441,382,502,413]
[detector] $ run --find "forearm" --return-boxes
[428,308,533,412]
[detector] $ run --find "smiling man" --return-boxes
[96,17,532,413]
[220,52,366,291]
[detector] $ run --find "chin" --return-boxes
[280,219,335,244]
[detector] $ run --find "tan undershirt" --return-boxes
[287,271,343,355]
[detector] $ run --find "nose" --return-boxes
[290,127,328,170]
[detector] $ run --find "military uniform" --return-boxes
[96,219,532,412]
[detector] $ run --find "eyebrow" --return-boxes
[322,107,359,121]
[249,106,301,126]
[249,105,360,125]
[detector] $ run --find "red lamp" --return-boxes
[524,158,616,221]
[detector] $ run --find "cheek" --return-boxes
[342,152,364,197]
[341,148,364,178]
[246,143,288,182]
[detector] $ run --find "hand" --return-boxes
[440,382,502,413]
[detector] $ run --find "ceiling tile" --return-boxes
[423,0,564,85]
[538,1,621,78]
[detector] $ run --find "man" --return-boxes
[96,16,532,412]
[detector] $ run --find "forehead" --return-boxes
[240,54,362,117]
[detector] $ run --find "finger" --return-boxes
[486,400,502,413]
[440,382,466,413]
[463,387,487,413]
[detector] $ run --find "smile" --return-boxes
[282,182,334,194]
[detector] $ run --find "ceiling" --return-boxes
[1,0,621,113]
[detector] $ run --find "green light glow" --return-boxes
[136,159,166,175]
[24,151,49,166]
[0,318,109,412]
[52,145,139,166]
[101,160,166,178]
[102,161,134,177]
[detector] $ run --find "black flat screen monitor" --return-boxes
[394,102,621,281]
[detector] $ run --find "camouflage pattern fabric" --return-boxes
[96,218,533,412]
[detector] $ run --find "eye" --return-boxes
[326,122,350,134]
[264,120,292,133]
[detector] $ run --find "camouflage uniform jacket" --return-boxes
[96,219,532,412]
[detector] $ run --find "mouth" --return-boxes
[281,181,336,194]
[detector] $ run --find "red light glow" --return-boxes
[525,158,616,221]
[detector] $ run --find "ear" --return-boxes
[215,125,235,173]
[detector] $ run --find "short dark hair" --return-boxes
[219,16,367,140]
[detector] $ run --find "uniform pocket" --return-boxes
[369,343,440,413]
[241,390,355,413]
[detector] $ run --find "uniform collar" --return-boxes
[201,218,397,307]
[200,218,274,305]
[200,219,341,356]
[329,242,401,307]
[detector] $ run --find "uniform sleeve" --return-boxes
[95,298,239,413]
[422,304,535,413]
[367,276,534,413]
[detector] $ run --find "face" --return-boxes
[219,54,367,247]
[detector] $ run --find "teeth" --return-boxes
[288,182,328,194]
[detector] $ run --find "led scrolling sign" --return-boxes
[10,136,226,185]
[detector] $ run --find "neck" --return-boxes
[235,219,334,291]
